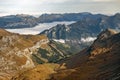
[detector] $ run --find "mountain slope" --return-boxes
[11,63,59,80]
[0,29,72,80]
[0,29,12,36]
[13,29,120,80]
[50,29,120,80]
[40,13,120,53]
[0,28,48,79]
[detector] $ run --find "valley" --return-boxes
[6,21,75,35]
[0,12,120,80]
[0,29,73,80]
[12,29,120,80]
[0,0,120,79]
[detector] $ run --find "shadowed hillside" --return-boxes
[13,29,120,80]
[51,29,120,80]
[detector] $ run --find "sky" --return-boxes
[0,0,120,16]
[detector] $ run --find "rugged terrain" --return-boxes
[40,13,120,52]
[1,13,120,53]
[0,29,72,80]
[51,29,120,80]
[0,12,120,80]
[14,29,120,80]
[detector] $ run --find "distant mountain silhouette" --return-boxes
[0,12,106,29]
[0,14,38,29]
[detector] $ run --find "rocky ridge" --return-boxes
[10,29,120,80]
[50,29,120,80]
[40,13,120,53]
[0,29,72,80]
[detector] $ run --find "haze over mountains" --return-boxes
[0,12,120,80]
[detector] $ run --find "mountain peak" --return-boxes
[114,13,120,16]
[97,28,117,40]
[90,29,118,56]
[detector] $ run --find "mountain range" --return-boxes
[0,12,97,29]
[13,29,120,80]
[0,12,120,80]
[0,12,118,29]
[40,13,120,53]
[38,12,105,23]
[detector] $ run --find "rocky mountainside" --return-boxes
[0,29,72,80]
[50,29,120,80]
[13,29,120,80]
[40,13,120,53]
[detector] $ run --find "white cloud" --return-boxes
[81,37,96,43]
[6,21,75,35]
[53,39,65,43]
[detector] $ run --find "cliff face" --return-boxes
[0,29,72,80]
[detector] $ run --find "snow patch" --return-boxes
[53,39,65,43]
[81,37,96,43]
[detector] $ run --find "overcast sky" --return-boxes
[0,0,120,16]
